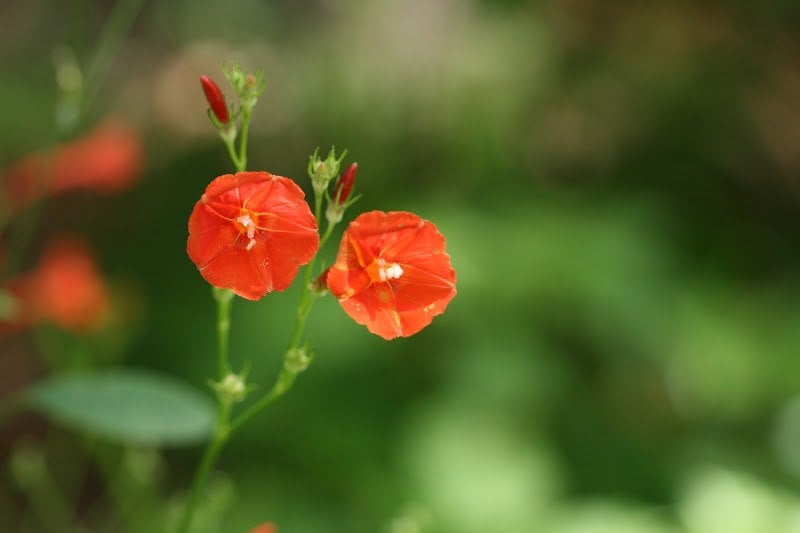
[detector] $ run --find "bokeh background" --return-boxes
[4,0,800,531]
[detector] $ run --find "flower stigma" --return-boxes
[235,212,258,251]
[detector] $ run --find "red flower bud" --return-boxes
[311,267,331,295]
[199,75,229,124]
[334,163,358,203]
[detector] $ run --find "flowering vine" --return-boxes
[177,62,457,532]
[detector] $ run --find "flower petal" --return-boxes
[186,172,319,300]
[328,210,456,339]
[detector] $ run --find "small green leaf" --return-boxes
[25,370,215,446]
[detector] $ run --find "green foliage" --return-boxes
[24,371,215,446]
[5,0,800,531]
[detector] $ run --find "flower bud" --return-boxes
[212,373,248,404]
[284,347,312,374]
[333,163,357,204]
[326,163,358,225]
[199,75,229,124]
[307,147,347,195]
[223,62,266,111]
[310,267,330,296]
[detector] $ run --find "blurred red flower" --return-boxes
[187,171,319,300]
[326,210,456,340]
[247,523,277,533]
[2,237,110,333]
[2,120,142,212]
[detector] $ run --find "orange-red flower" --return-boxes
[326,211,456,340]
[2,120,142,212]
[2,237,110,333]
[187,171,319,300]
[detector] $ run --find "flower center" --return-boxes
[366,258,404,283]
[235,212,258,251]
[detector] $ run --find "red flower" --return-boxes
[326,211,456,340]
[2,238,110,333]
[199,75,230,124]
[187,171,319,300]
[3,121,142,213]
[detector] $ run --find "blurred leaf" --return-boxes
[24,370,215,446]
[403,400,561,533]
[678,466,800,533]
[0,290,18,320]
[546,500,682,533]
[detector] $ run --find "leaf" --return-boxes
[0,289,19,321]
[24,370,216,446]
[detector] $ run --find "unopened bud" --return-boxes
[213,373,247,404]
[284,347,312,374]
[200,75,230,124]
[310,268,330,296]
[224,62,266,111]
[333,163,357,204]
[308,147,347,195]
[326,162,358,225]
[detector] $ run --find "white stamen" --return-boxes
[237,214,254,227]
[237,214,258,251]
[378,261,404,281]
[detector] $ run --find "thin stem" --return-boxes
[229,368,296,435]
[228,281,313,433]
[174,403,230,533]
[69,0,88,59]
[11,441,73,533]
[228,179,346,432]
[222,134,241,171]
[313,190,323,223]
[1,0,143,269]
[228,232,330,434]
[319,221,336,250]
[237,107,252,172]
[82,0,145,115]
[174,289,234,530]
[213,288,234,377]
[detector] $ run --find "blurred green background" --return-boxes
[4,0,800,531]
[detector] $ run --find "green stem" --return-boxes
[1,0,143,265]
[228,219,333,434]
[176,96,254,533]
[237,107,252,172]
[213,288,234,377]
[227,283,312,434]
[319,221,336,250]
[229,367,296,434]
[11,441,73,533]
[222,133,241,171]
[82,0,145,115]
[174,403,230,533]
[69,0,88,59]
[188,253,324,519]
